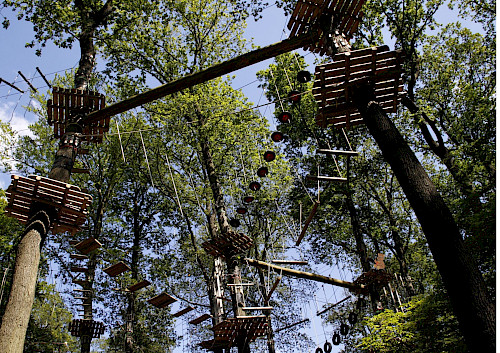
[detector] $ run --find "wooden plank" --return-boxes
[245,258,365,291]
[242,307,273,311]
[70,266,88,273]
[306,175,348,182]
[83,31,316,124]
[103,261,131,277]
[275,318,310,333]
[127,280,151,292]
[316,149,358,156]
[296,200,320,246]
[264,276,281,303]
[316,295,351,315]
[147,293,177,308]
[172,306,194,317]
[74,237,102,255]
[189,313,212,325]
[70,254,88,260]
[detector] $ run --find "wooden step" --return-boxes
[306,175,347,182]
[70,253,88,260]
[103,261,131,277]
[71,266,89,273]
[73,280,90,287]
[74,237,102,255]
[147,293,177,308]
[72,168,90,174]
[316,149,359,156]
[189,314,211,325]
[242,307,273,311]
[172,306,194,317]
[127,280,151,292]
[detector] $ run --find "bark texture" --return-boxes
[352,85,496,352]
[0,208,51,353]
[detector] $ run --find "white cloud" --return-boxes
[0,102,36,139]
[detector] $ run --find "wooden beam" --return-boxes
[316,295,351,316]
[275,318,310,333]
[296,201,320,246]
[264,276,281,303]
[244,258,364,291]
[83,31,317,124]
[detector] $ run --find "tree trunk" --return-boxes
[0,207,51,353]
[352,85,496,352]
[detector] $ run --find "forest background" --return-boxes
[0,0,495,352]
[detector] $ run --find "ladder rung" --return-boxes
[306,175,347,182]
[242,307,273,311]
[316,149,359,156]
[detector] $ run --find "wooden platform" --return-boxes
[351,269,392,294]
[103,261,131,277]
[74,237,102,255]
[68,319,105,338]
[202,231,253,258]
[147,293,177,308]
[127,280,151,292]
[47,87,108,143]
[199,316,268,351]
[287,0,366,56]
[313,46,404,128]
[4,175,92,235]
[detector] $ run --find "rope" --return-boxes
[138,130,155,189]
[165,152,184,218]
[0,267,9,307]
[115,121,126,163]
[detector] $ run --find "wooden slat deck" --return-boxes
[47,87,107,143]
[202,231,253,258]
[199,316,269,351]
[69,319,105,338]
[312,46,405,128]
[4,174,92,235]
[147,293,177,308]
[287,0,367,56]
[103,261,131,277]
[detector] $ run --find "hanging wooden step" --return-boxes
[189,313,212,325]
[74,237,102,255]
[242,307,273,311]
[264,276,281,303]
[70,253,88,260]
[70,266,89,273]
[127,280,151,292]
[69,240,79,246]
[73,289,92,292]
[103,261,131,277]
[172,306,194,318]
[147,293,177,308]
[271,260,308,265]
[316,149,359,156]
[306,175,347,182]
[73,280,90,287]
[73,297,89,300]
[72,168,90,174]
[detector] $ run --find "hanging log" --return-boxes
[83,31,317,124]
[245,258,364,291]
[296,201,320,246]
